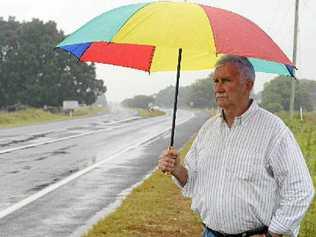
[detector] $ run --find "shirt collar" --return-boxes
[220,99,259,127]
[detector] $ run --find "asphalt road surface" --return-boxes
[0,109,209,237]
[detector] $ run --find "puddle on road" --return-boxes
[27,167,80,193]
[55,168,80,181]
[30,183,52,192]
[54,132,79,139]
[50,144,76,156]
[8,170,19,174]
[35,156,49,161]
[51,150,67,155]
[0,132,52,147]
[66,126,87,131]
[89,122,100,127]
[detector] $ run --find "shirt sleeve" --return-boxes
[172,131,200,197]
[181,138,199,197]
[268,128,315,237]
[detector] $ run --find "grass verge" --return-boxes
[137,109,166,118]
[0,106,108,128]
[83,138,202,237]
[72,106,108,117]
[278,112,316,237]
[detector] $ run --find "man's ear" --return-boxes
[246,80,254,91]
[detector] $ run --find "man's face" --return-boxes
[213,63,253,110]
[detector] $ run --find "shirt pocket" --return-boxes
[196,147,213,173]
[225,150,264,182]
[196,147,223,175]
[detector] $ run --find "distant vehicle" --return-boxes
[148,105,160,112]
[63,100,79,116]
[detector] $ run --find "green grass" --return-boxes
[278,112,316,237]
[137,108,166,118]
[0,108,65,128]
[83,138,202,237]
[72,106,108,117]
[0,106,108,128]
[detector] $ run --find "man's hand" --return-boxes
[158,147,179,174]
[158,147,188,187]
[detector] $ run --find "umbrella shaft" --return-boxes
[170,48,182,147]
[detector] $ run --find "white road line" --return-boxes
[0,129,109,155]
[0,113,193,219]
[0,116,145,155]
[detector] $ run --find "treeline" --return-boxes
[0,17,106,110]
[122,77,216,109]
[122,75,316,112]
[261,76,316,112]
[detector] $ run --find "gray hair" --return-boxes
[215,55,255,81]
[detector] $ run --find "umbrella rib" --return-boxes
[78,43,94,62]
[147,46,156,73]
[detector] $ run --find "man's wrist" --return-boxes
[171,165,188,187]
[171,165,181,177]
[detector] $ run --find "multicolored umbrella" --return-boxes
[57,1,294,146]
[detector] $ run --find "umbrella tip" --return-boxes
[286,65,296,78]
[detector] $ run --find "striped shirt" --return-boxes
[177,101,314,237]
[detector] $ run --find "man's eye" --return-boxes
[222,78,230,83]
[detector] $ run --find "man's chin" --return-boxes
[216,100,227,109]
[217,104,226,109]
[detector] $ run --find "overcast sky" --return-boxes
[1,0,315,102]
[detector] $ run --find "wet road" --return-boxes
[0,109,209,237]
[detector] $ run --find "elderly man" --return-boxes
[159,55,314,237]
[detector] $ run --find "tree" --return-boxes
[121,95,154,109]
[153,76,215,109]
[0,17,21,107]
[261,76,316,112]
[0,17,107,109]
[154,85,175,108]
[183,77,215,108]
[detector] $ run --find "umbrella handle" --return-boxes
[163,146,177,176]
[170,48,182,147]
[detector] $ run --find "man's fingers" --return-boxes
[159,147,178,173]
[160,153,177,161]
[159,158,176,172]
[159,159,175,168]
[159,159,170,170]
[168,158,176,166]
[160,157,176,166]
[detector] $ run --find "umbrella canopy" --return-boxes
[57,1,294,76]
[57,1,295,147]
